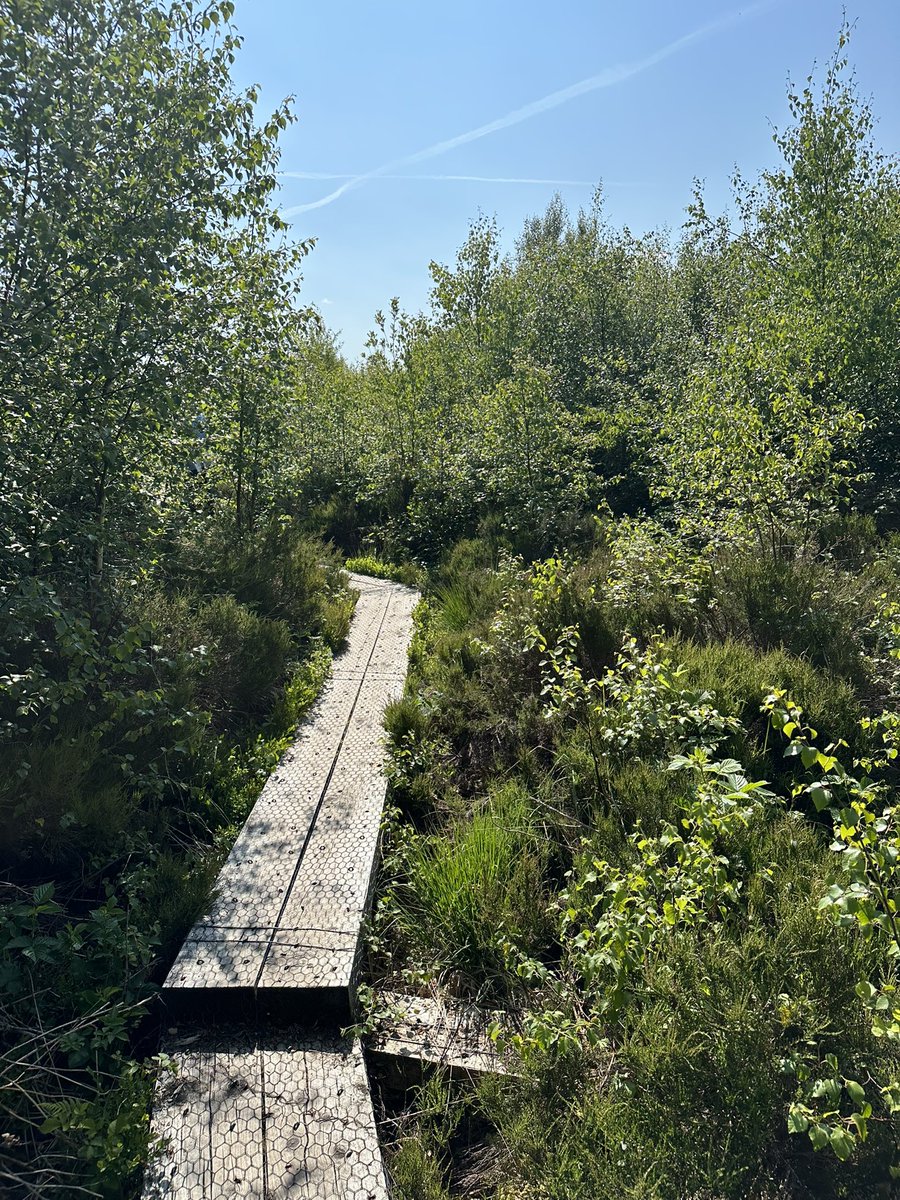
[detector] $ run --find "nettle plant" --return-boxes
[765,689,900,1163]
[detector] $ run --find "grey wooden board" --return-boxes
[146,574,417,1197]
[163,574,417,1004]
[368,991,516,1076]
[145,1027,388,1200]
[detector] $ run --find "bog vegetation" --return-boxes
[1,3,900,1198]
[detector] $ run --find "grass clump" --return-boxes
[346,554,423,587]
[381,782,548,997]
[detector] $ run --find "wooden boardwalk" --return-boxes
[145,574,417,1199]
[368,991,516,1077]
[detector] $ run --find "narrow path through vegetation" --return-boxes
[144,574,417,1198]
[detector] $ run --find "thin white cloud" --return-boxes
[282,0,775,218]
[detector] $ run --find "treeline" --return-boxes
[296,40,900,566]
[0,2,348,1195]
[297,39,900,1200]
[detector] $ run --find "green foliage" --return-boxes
[659,36,900,555]
[764,691,900,1163]
[0,876,163,1193]
[371,524,900,1194]
[340,29,900,1199]
[672,638,862,771]
[388,1139,452,1200]
[555,753,776,1018]
[345,555,423,587]
[192,595,293,727]
[0,0,312,603]
[0,0,341,1166]
[378,782,548,995]
[294,195,682,560]
[2,7,900,1195]
[37,1057,161,1199]
[384,1072,460,1200]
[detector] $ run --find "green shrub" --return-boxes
[315,489,362,552]
[169,522,349,643]
[195,595,292,728]
[384,697,461,826]
[429,538,507,628]
[372,547,899,1196]
[388,1139,451,1200]
[321,588,356,646]
[434,536,505,586]
[136,587,314,732]
[488,823,894,1198]
[0,539,341,1195]
[600,517,713,643]
[385,695,429,747]
[143,849,223,960]
[672,638,862,772]
[606,757,694,841]
[817,512,881,567]
[0,735,129,871]
[710,554,866,679]
[270,644,333,731]
[37,1058,159,1199]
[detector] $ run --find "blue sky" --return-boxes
[229,1,900,358]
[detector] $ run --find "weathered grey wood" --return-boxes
[368,991,517,1076]
[162,573,417,1019]
[145,574,416,1197]
[145,1028,388,1200]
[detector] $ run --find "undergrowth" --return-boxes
[0,526,350,1195]
[367,522,900,1199]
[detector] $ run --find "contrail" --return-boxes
[282,171,599,187]
[282,0,775,218]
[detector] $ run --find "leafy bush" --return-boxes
[710,553,868,678]
[672,638,862,773]
[0,878,163,1196]
[193,595,292,728]
[369,513,900,1197]
[0,555,344,1192]
[169,522,350,636]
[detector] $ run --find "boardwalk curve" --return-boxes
[145,573,417,1199]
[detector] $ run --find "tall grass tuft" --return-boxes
[395,782,548,994]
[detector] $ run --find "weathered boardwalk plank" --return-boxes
[145,574,416,1198]
[162,574,417,1021]
[368,991,516,1076]
[144,1028,387,1200]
